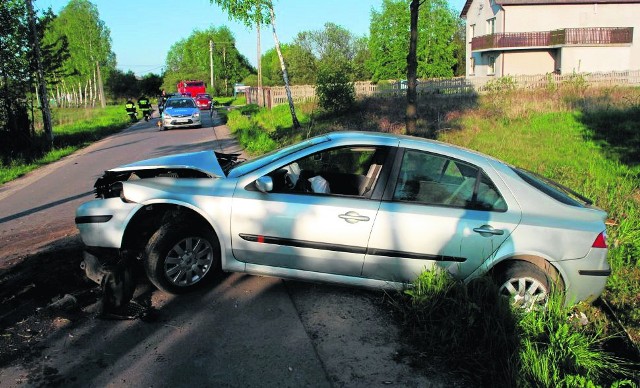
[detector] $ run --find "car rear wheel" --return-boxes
[145,222,220,294]
[496,261,552,310]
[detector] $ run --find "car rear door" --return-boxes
[362,147,522,283]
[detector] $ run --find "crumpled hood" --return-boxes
[109,150,225,177]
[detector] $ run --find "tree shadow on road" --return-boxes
[0,237,95,367]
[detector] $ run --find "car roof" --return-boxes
[325,131,504,166]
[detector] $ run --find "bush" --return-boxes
[315,63,356,114]
[238,104,260,115]
[484,75,518,93]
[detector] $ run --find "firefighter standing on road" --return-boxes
[137,95,152,121]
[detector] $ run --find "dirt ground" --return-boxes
[0,235,97,368]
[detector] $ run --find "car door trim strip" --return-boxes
[239,233,366,254]
[238,233,465,262]
[367,248,466,262]
[578,269,611,276]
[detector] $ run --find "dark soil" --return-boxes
[0,237,99,368]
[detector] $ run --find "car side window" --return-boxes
[392,149,506,211]
[268,146,388,197]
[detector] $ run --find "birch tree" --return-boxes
[44,0,115,107]
[210,0,300,128]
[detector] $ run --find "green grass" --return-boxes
[1,106,130,184]
[226,103,312,155]
[213,95,246,106]
[393,270,634,386]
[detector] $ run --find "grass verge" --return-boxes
[1,106,130,185]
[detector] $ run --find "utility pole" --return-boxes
[209,40,215,94]
[210,41,234,96]
[26,0,53,149]
[222,46,227,95]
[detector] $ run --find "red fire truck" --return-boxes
[177,80,206,97]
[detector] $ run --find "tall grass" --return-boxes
[518,293,627,387]
[393,270,634,386]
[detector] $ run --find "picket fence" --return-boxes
[245,70,640,108]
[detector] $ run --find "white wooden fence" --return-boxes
[245,70,640,108]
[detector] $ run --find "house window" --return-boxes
[469,24,476,41]
[487,18,496,34]
[488,56,496,75]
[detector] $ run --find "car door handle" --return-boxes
[339,211,370,224]
[473,225,504,236]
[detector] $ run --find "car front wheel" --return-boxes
[145,222,220,294]
[496,261,552,310]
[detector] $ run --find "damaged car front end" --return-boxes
[75,150,242,310]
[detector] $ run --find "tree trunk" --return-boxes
[27,0,53,149]
[89,73,94,107]
[96,61,106,108]
[270,6,300,129]
[406,0,420,136]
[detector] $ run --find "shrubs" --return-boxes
[315,63,356,114]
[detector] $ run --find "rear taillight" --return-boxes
[592,231,607,248]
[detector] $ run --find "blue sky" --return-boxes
[36,0,466,76]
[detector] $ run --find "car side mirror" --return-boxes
[255,176,273,193]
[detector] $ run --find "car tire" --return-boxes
[144,222,220,294]
[495,261,552,310]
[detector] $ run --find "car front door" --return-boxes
[230,146,391,277]
[362,148,521,283]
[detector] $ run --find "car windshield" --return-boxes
[512,167,592,207]
[227,136,330,178]
[166,98,195,108]
[197,94,211,99]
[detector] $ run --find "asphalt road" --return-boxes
[0,110,456,387]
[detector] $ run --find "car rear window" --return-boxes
[167,98,195,108]
[511,167,591,207]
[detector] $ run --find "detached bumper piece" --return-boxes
[81,250,149,320]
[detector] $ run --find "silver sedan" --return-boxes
[76,132,610,308]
